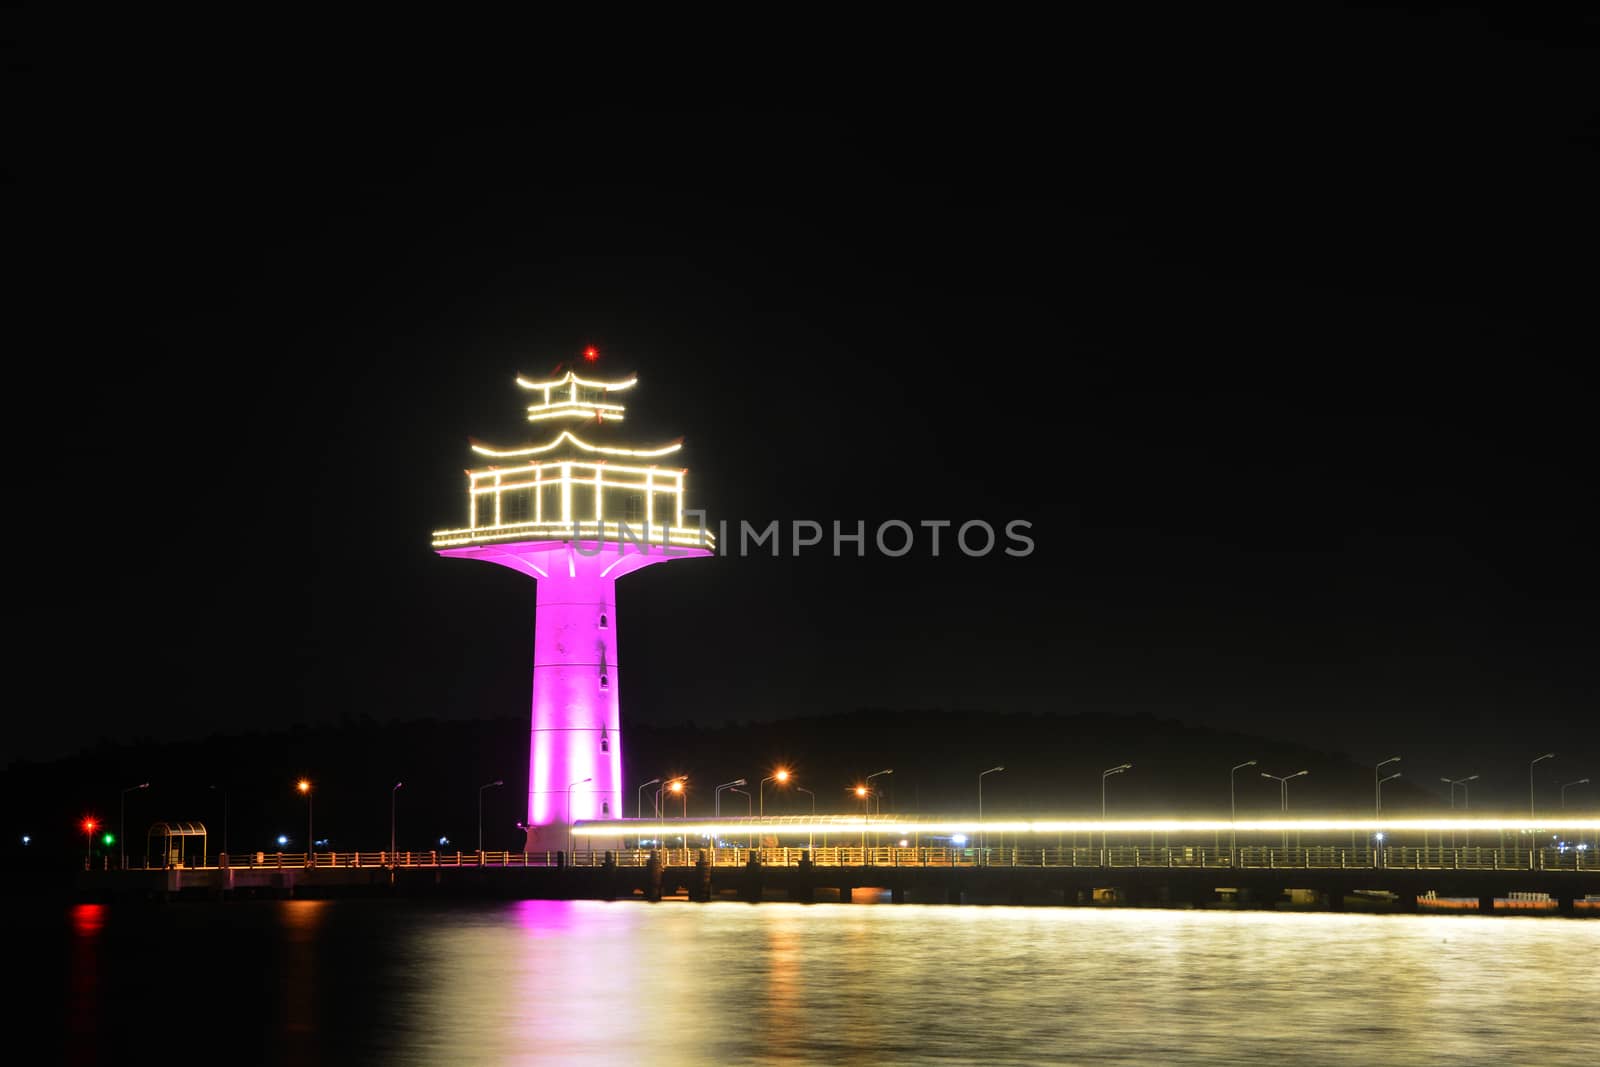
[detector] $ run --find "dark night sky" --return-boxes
[10,9,1598,808]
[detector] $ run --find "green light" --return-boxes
[102,833,115,846]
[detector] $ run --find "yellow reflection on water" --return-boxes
[378,902,1600,1066]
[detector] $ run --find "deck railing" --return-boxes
[160,844,1591,872]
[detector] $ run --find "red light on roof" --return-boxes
[583,346,599,362]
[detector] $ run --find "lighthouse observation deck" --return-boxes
[431,367,712,551]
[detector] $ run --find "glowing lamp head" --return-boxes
[1375,832,1386,842]
[583,345,599,362]
[102,833,114,846]
[855,785,868,798]
[277,835,289,846]
[669,780,684,794]
[82,818,97,834]
[774,769,790,784]
[952,834,968,846]
[297,779,311,794]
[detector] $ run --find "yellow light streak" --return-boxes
[572,816,1600,837]
[470,431,683,459]
[516,371,639,392]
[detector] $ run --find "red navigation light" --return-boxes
[583,345,599,362]
[82,818,97,833]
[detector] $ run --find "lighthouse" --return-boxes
[432,358,711,851]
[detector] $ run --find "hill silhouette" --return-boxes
[2,709,1442,871]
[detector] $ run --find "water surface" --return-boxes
[25,899,1599,1064]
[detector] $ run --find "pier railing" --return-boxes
[168,844,1592,872]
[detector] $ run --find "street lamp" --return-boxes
[82,817,98,869]
[1441,774,1478,848]
[296,779,313,861]
[866,769,893,813]
[391,782,403,864]
[1441,774,1479,810]
[1229,761,1257,858]
[759,768,792,817]
[1561,778,1590,809]
[1261,770,1307,849]
[1375,757,1400,819]
[120,782,149,871]
[1101,763,1131,854]
[656,778,687,852]
[978,766,1004,850]
[1530,753,1554,819]
[716,778,748,817]
[636,778,661,848]
[566,777,593,857]
[1377,772,1401,818]
[795,786,816,852]
[477,780,504,853]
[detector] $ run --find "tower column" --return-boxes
[438,540,710,853]
[528,572,622,844]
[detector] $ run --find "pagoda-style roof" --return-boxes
[516,369,638,392]
[469,429,684,460]
[515,369,639,424]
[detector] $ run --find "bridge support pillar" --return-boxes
[739,855,763,903]
[690,856,711,902]
[790,856,815,903]
[645,851,663,903]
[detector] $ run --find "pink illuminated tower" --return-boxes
[432,358,711,851]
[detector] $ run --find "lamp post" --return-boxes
[727,787,752,849]
[1261,770,1307,849]
[866,769,893,811]
[978,766,1004,851]
[796,786,816,852]
[1529,753,1554,819]
[853,785,870,851]
[866,768,892,847]
[1561,778,1590,809]
[716,778,748,817]
[566,777,592,857]
[1441,774,1479,810]
[478,780,504,854]
[390,782,403,864]
[120,782,149,870]
[759,769,791,817]
[209,784,229,859]
[656,778,686,853]
[1377,772,1401,816]
[1374,757,1399,819]
[636,778,661,848]
[82,817,97,869]
[296,779,313,861]
[1101,763,1131,855]
[1229,761,1256,860]
[1441,774,1477,848]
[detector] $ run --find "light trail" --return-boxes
[572,816,1600,838]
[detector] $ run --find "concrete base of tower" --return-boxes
[520,823,625,857]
